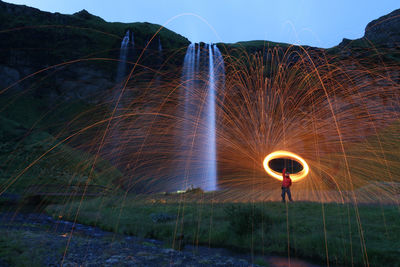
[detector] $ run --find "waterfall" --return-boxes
[179,43,225,191]
[116,30,130,84]
[205,44,217,191]
[114,29,135,110]
[158,37,162,52]
[110,30,134,166]
[155,37,163,87]
[183,44,196,132]
[213,44,226,93]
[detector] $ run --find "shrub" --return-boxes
[224,204,269,236]
[185,186,204,194]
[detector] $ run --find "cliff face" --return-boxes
[0,0,190,102]
[1,1,398,103]
[219,9,399,66]
[335,8,400,55]
[0,2,398,195]
[364,8,400,48]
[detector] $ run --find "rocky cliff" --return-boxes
[365,8,400,48]
[218,8,399,66]
[0,0,190,102]
[335,8,400,54]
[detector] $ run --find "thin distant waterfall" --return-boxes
[158,37,162,52]
[183,44,196,127]
[116,30,130,85]
[114,29,134,108]
[110,30,134,166]
[179,43,225,191]
[131,31,135,46]
[155,37,163,87]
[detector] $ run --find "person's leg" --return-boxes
[287,188,293,201]
[281,187,285,202]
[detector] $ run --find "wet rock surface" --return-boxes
[0,212,261,266]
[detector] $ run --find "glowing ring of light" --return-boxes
[263,150,309,182]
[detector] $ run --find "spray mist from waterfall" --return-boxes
[180,43,225,191]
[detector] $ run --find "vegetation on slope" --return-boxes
[0,95,122,196]
[46,198,400,267]
[0,0,190,59]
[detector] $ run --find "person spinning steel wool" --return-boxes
[281,168,293,202]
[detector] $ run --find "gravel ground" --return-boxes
[0,212,322,267]
[0,212,261,266]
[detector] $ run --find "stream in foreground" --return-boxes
[0,211,323,267]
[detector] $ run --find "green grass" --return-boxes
[254,257,270,267]
[0,1,190,91]
[326,37,400,66]
[46,197,400,266]
[0,95,98,132]
[218,40,291,50]
[0,229,51,267]
[0,96,123,195]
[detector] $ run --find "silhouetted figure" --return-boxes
[281,168,293,202]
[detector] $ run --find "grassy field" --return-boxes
[0,226,66,267]
[46,195,400,266]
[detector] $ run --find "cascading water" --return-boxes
[206,44,217,191]
[180,43,225,191]
[155,37,163,87]
[158,37,162,52]
[110,30,134,166]
[213,44,226,94]
[131,31,135,46]
[115,30,130,85]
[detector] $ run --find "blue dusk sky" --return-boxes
[4,0,399,48]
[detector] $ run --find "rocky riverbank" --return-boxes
[0,211,324,267]
[0,212,260,266]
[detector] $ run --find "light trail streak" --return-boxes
[263,150,310,181]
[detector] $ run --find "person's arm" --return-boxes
[282,168,286,179]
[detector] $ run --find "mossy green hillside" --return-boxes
[0,1,190,58]
[0,229,51,267]
[0,108,122,195]
[0,0,190,84]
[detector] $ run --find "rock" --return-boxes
[172,259,183,265]
[198,258,212,264]
[226,258,235,264]
[73,9,105,22]
[162,248,176,254]
[144,255,158,261]
[0,193,21,204]
[0,212,271,267]
[364,8,400,47]
[105,255,124,264]
[135,251,150,256]
[61,262,78,267]
[0,64,20,84]
[47,65,115,103]
[238,259,249,265]
[0,0,190,105]
[150,212,176,223]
